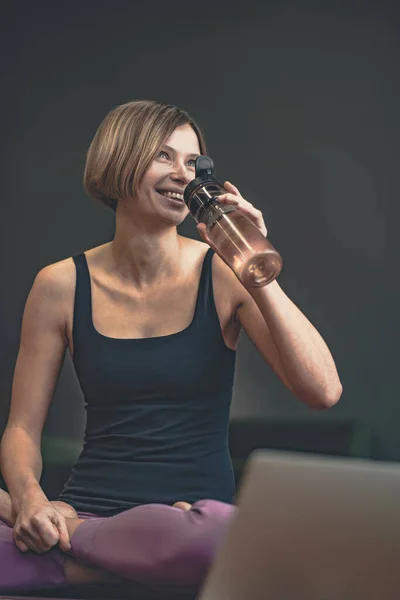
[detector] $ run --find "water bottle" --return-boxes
[184,156,283,288]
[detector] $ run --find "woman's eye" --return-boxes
[158,151,195,168]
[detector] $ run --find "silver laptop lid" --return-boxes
[198,450,400,600]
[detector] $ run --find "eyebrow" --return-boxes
[162,144,200,159]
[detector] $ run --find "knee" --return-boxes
[160,500,236,587]
[187,499,236,560]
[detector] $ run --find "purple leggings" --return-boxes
[0,499,236,595]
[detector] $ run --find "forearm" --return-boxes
[0,425,47,512]
[249,280,343,407]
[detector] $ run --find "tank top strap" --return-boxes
[72,253,92,343]
[194,247,220,328]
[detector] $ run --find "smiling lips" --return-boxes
[157,189,185,203]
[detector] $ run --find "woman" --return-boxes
[0,100,342,595]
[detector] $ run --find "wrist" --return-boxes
[14,480,46,511]
[246,278,280,298]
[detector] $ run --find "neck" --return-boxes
[109,206,183,289]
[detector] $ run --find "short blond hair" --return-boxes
[84,100,207,211]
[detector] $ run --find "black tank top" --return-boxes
[58,247,237,515]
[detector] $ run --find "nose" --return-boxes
[170,159,193,185]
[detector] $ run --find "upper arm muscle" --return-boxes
[235,291,297,395]
[211,250,296,395]
[7,265,68,442]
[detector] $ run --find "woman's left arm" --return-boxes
[236,281,343,410]
[197,181,343,411]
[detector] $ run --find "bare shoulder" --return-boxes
[34,256,76,298]
[34,242,107,292]
[27,258,76,338]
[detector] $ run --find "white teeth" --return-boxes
[159,191,184,201]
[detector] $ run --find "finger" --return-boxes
[224,181,241,195]
[197,224,217,251]
[197,223,209,242]
[218,193,255,211]
[211,195,268,237]
[225,201,267,236]
[218,194,261,221]
[53,515,71,552]
[15,530,44,554]
[28,529,54,553]
[14,537,29,552]
[31,517,60,549]
[196,223,206,241]
[219,194,259,215]
[27,540,46,553]
[217,193,239,204]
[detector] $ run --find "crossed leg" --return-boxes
[0,487,194,588]
[62,498,235,590]
[2,484,228,594]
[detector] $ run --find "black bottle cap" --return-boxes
[195,156,214,176]
[184,155,216,206]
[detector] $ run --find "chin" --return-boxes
[160,205,189,220]
[158,212,189,228]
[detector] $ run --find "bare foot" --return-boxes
[0,488,14,526]
[173,501,192,511]
[50,501,79,520]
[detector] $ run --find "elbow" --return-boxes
[324,381,343,409]
[300,383,343,411]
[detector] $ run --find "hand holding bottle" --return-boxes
[184,156,282,288]
[197,180,268,243]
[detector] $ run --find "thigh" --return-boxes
[70,498,237,589]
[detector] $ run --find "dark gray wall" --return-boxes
[1,1,399,459]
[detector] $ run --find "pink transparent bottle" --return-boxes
[184,156,283,288]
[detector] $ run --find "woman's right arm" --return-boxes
[0,264,71,553]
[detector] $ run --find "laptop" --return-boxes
[197,449,400,600]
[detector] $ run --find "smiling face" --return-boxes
[133,124,201,225]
